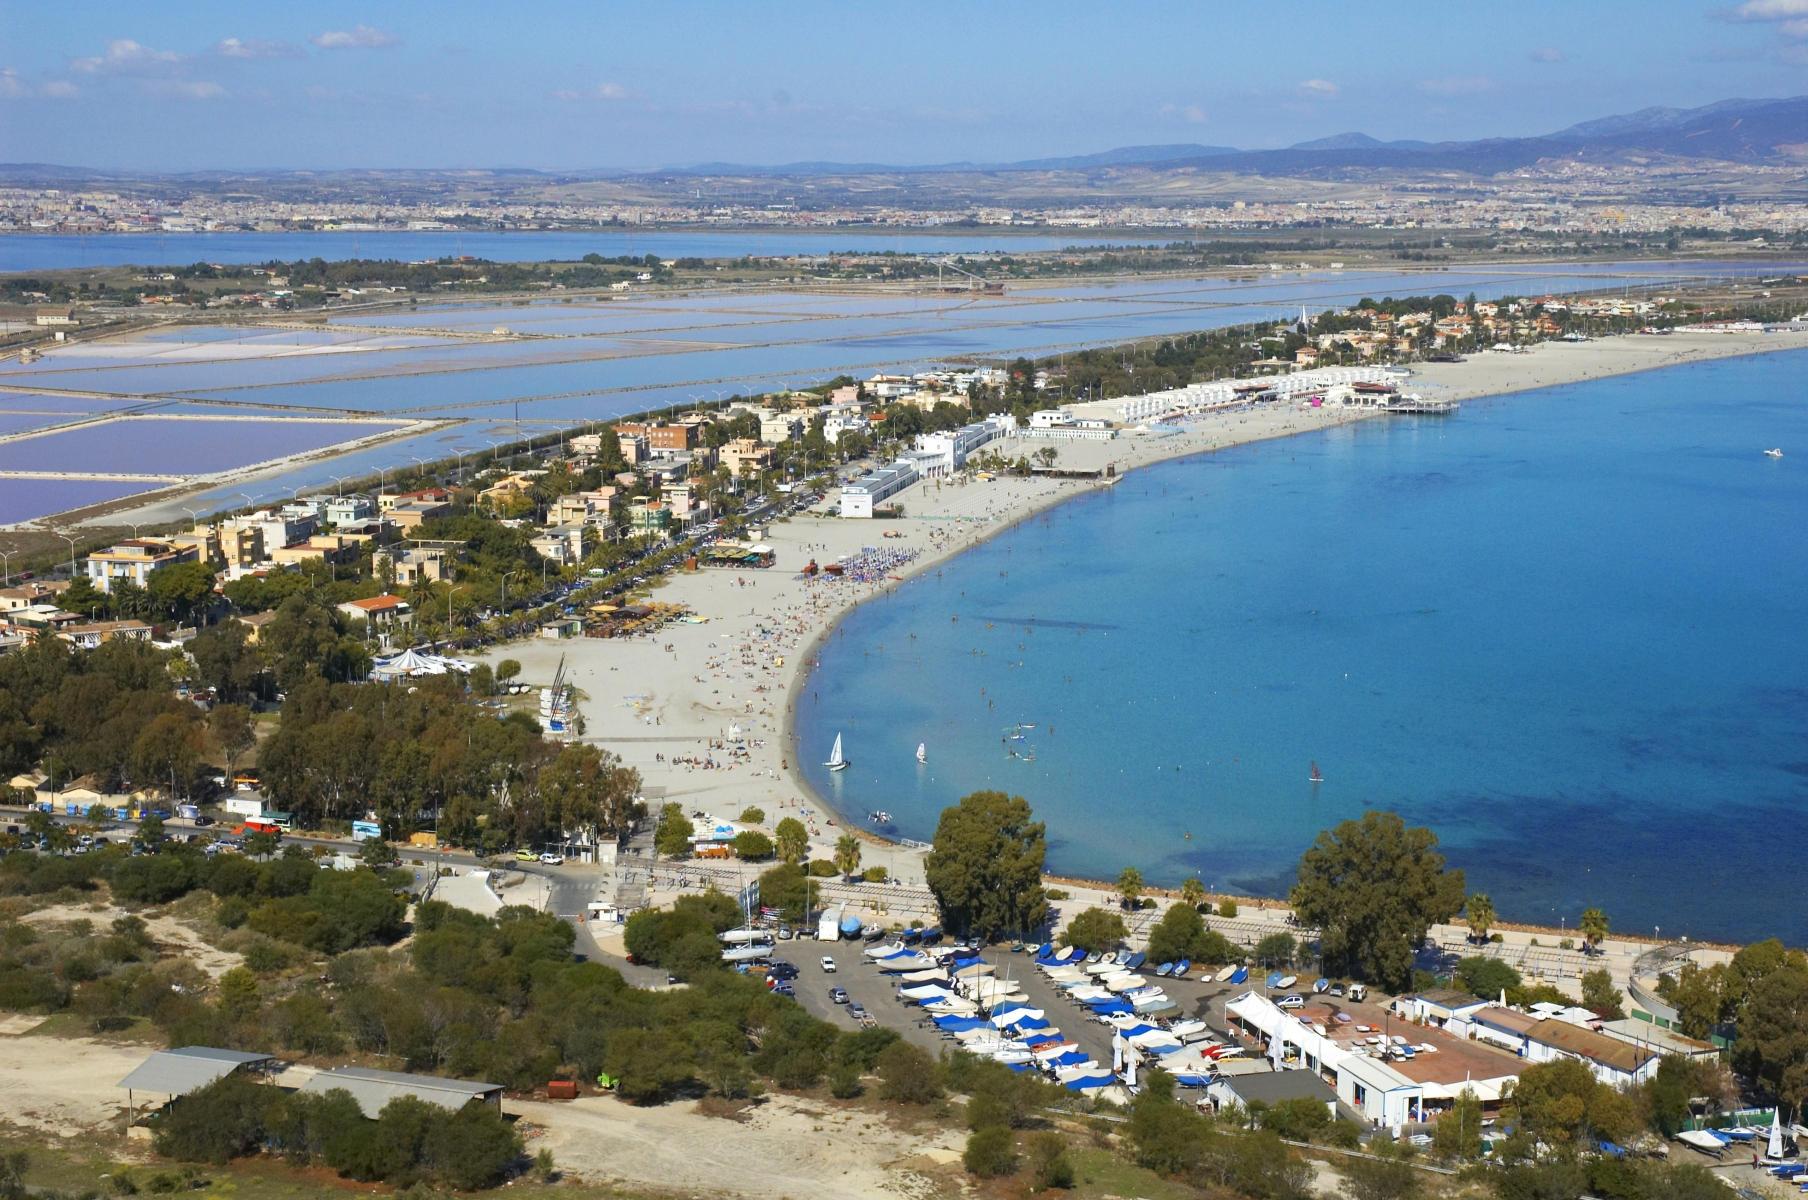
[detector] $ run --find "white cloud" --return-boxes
[0,68,80,100]
[1718,0,1808,39]
[214,37,306,60]
[1296,79,1339,97]
[554,81,631,101]
[1420,76,1496,96]
[310,25,401,50]
[144,79,228,99]
[70,39,185,74]
[1531,46,1566,62]
[1160,103,1209,124]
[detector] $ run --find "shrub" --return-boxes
[242,939,292,974]
[151,1072,268,1163]
[875,1042,941,1104]
[807,859,838,878]
[738,807,765,825]
[1045,888,1069,900]
[828,1062,863,1098]
[1059,907,1126,953]
[757,862,818,923]
[111,853,197,904]
[1219,899,1238,918]
[1027,1131,1074,1190]
[731,830,773,861]
[963,1126,1017,1178]
[864,866,888,883]
[1260,1096,1331,1141]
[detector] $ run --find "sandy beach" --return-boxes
[477,327,1808,911]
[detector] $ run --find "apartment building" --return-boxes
[85,540,200,593]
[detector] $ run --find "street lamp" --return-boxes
[500,570,517,612]
[180,506,205,530]
[55,532,78,579]
[0,549,13,587]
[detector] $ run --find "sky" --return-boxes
[3,1,1808,171]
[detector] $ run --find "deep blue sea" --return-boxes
[796,350,1808,945]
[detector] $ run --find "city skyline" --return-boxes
[7,1,1808,171]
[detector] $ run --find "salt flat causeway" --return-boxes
[797,349,1808,944]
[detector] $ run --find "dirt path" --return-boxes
[22,902,242,980]
[517,1093,965,1200]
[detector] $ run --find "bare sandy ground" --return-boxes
[0,1027,139,1136]
[517,1092,966,1200]
[23,902,242,980]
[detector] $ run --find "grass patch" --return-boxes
[24,1012,161,1042]
[1062,1147,1199,1200]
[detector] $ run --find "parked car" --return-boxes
[829,987,849,1004]
[539,852,563,865]
[1328,984,1345,998]
[515,848,537,861]
[820,956,837,973]
[1276,994,1306,1009]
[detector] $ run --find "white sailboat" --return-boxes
[825,734,849,772]
[916,742,927,763]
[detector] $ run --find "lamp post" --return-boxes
[56,532,78,580]
[500,570,517,613]
[446,583,468,648]
[0,549,12,587]
[180,506,205,530]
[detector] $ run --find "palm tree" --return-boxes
[1465,893,1496,943]
[833,832,862,878]
[1180,877,1206,908]
[1579,907,1609,956]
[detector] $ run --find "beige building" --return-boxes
[85,540,199,593]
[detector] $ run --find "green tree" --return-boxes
[1432,1087,1483,1161]
[1180,877,1206,907]
[773,816,809,864]
[1644,1055,1698,1137]
[133,813,167,850]
[1060,908,1126,954]
[1734,957,1808,1116]
[1253,932,1298,969]
[1579,907,1609,955]
[1581,968,1625,1019]
[494,659,522,685]
[151,1072,268,1163]
[208,704,256,781]
[1465,893,1496,942]
[1117,867,1144,906]
[146,560,218,626]
[359,836,394,868]
[1342,1151,1421,1200]
[876,1041,941,1105]
[1665,962,1730,1039]
[924,790,1048,940]
[1218,898,1238,919]
[833,832,862,877]
[1026,1130,1073,1190]
[757,862,819,923]
[738,806,765,824]
[732,830,773,860]
[653,807,694,858]
[1289,811,1464,992]
[1455,955,1521,1001]
[540,743,641,840]
[217,965,260,1021]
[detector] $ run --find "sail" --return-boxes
[1770,1108,1785,1160]
[827,734,843,766]
[916,742,926,761]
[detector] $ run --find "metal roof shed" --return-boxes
[301,1066,502,1117]
[118,1047,276,1098]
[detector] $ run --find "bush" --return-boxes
[1260,1096,1331,1141]
[1059,907,1126,954]
[1045,888,1069,900]
[653,810,693,858]
[757,862,818,923]
[1219,899,1238,918]
[835,1025,900,1070]
[151,1072,268,1163]
[242,939,292,974]
[1342,1151,1422,1200]
[732,830,773,861]
[828,1062,863,1098]
[738,807,765,825]
[111,853,198,904]
[1027,1130,1074,1190]
[807,859,839,878]
[875,1042,941,1104]
[1455,955,1521,1000]
[863,866,888,883]
[963,1126,1017,1178]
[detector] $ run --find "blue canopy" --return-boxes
[1089,1000,1133,1014]
[1060,946,1085,962]
[1037,942,1054,957]
[1012,1016,1053,1030]
[1173,1074,1212,1087]
[949,956,983,969]
[1046,1050,1089,1067]
[1119,1023,1157,1037]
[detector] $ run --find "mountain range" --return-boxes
[659,94,1808,178]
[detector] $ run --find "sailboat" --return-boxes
[916,742,927,763]
[1766,448,1784,458]
[1309,761,1323,784]
[825,734,849,772]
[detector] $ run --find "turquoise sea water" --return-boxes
[796,350,1808,945]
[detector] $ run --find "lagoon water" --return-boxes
[797,350,1808,945]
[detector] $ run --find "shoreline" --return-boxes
[475,327,1808,921]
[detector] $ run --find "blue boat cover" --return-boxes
[1064,1074,1114,1091]
[1173,1074,1212,1087]
[1007,1062,1031,1072]
[1037,942,1054,957]
[1047,1050,1089,1066]
[1125,951,1146,969]
[933,1016,987,1031]
[1089,1000,1133,1014]
[1228,967,1249,983]
[1266,972,1283,988]
[1012,1016,1053,1030]
[1119,1023,1157,1036]
[1174,960,1191,976]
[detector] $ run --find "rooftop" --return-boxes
[118,1046,275,1096]
[1527,1018,1657,1074]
